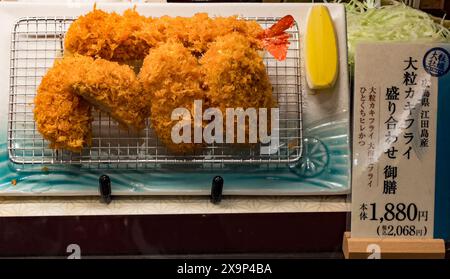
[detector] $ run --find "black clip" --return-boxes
[210,176,224,204]
[99,174,112,204]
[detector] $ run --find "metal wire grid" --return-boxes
[8,16,303,167]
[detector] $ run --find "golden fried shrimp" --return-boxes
[139,42,205,154]
[73,58,149,130]
[34,56,93,152]
[141,13,263,56]
[64,8,152,62]
[66,9,265,60]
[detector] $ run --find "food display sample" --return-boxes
[201,33,275,115]
[64,9,269,61]
[34,55,93,152]
[35,7,293,154]
[200,33,275,145]
[304,5,338,90]
[139,41,205,154]
[64,8,153,62]
[72,57,149,131]
[3,3,351,196]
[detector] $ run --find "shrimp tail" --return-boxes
[258,15,295,61]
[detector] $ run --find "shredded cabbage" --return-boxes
[339,0,450,67]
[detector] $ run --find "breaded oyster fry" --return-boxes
[139,41,206,154]
[200,33,276,144]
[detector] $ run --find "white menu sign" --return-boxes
[351,43,441,238]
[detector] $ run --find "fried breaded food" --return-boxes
[138,13,263,56]
[59,9,278,154]
[139,41,205,154]
[210,15,263,49]
[64,8,152,62]
[138,35,275,154]
[34,56,93,152]
[65,9,264,61]
[200,33,276,144]
[201,33,275,111]
[73,58,149,130]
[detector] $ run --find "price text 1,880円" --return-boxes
[359,202,429,237]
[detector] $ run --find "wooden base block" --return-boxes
[343,232,445,259]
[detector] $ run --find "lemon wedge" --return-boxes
[305,5,339,90]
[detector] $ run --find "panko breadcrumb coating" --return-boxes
[139,42,206,154]
[138,13,263,56]
[201,33,275,112]
[34,56,93,152]
[64,8,152,62]
[73,58,149,130]
[44,8,282,154]
[210,15,263,49]
[138,35,275,154]
[65,9,264,61]
[200,33,276,144]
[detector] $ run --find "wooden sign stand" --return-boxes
[343,232,446,259]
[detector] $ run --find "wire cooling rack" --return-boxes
[8,16,303,167]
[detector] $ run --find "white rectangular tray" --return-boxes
[0,2,351,196]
